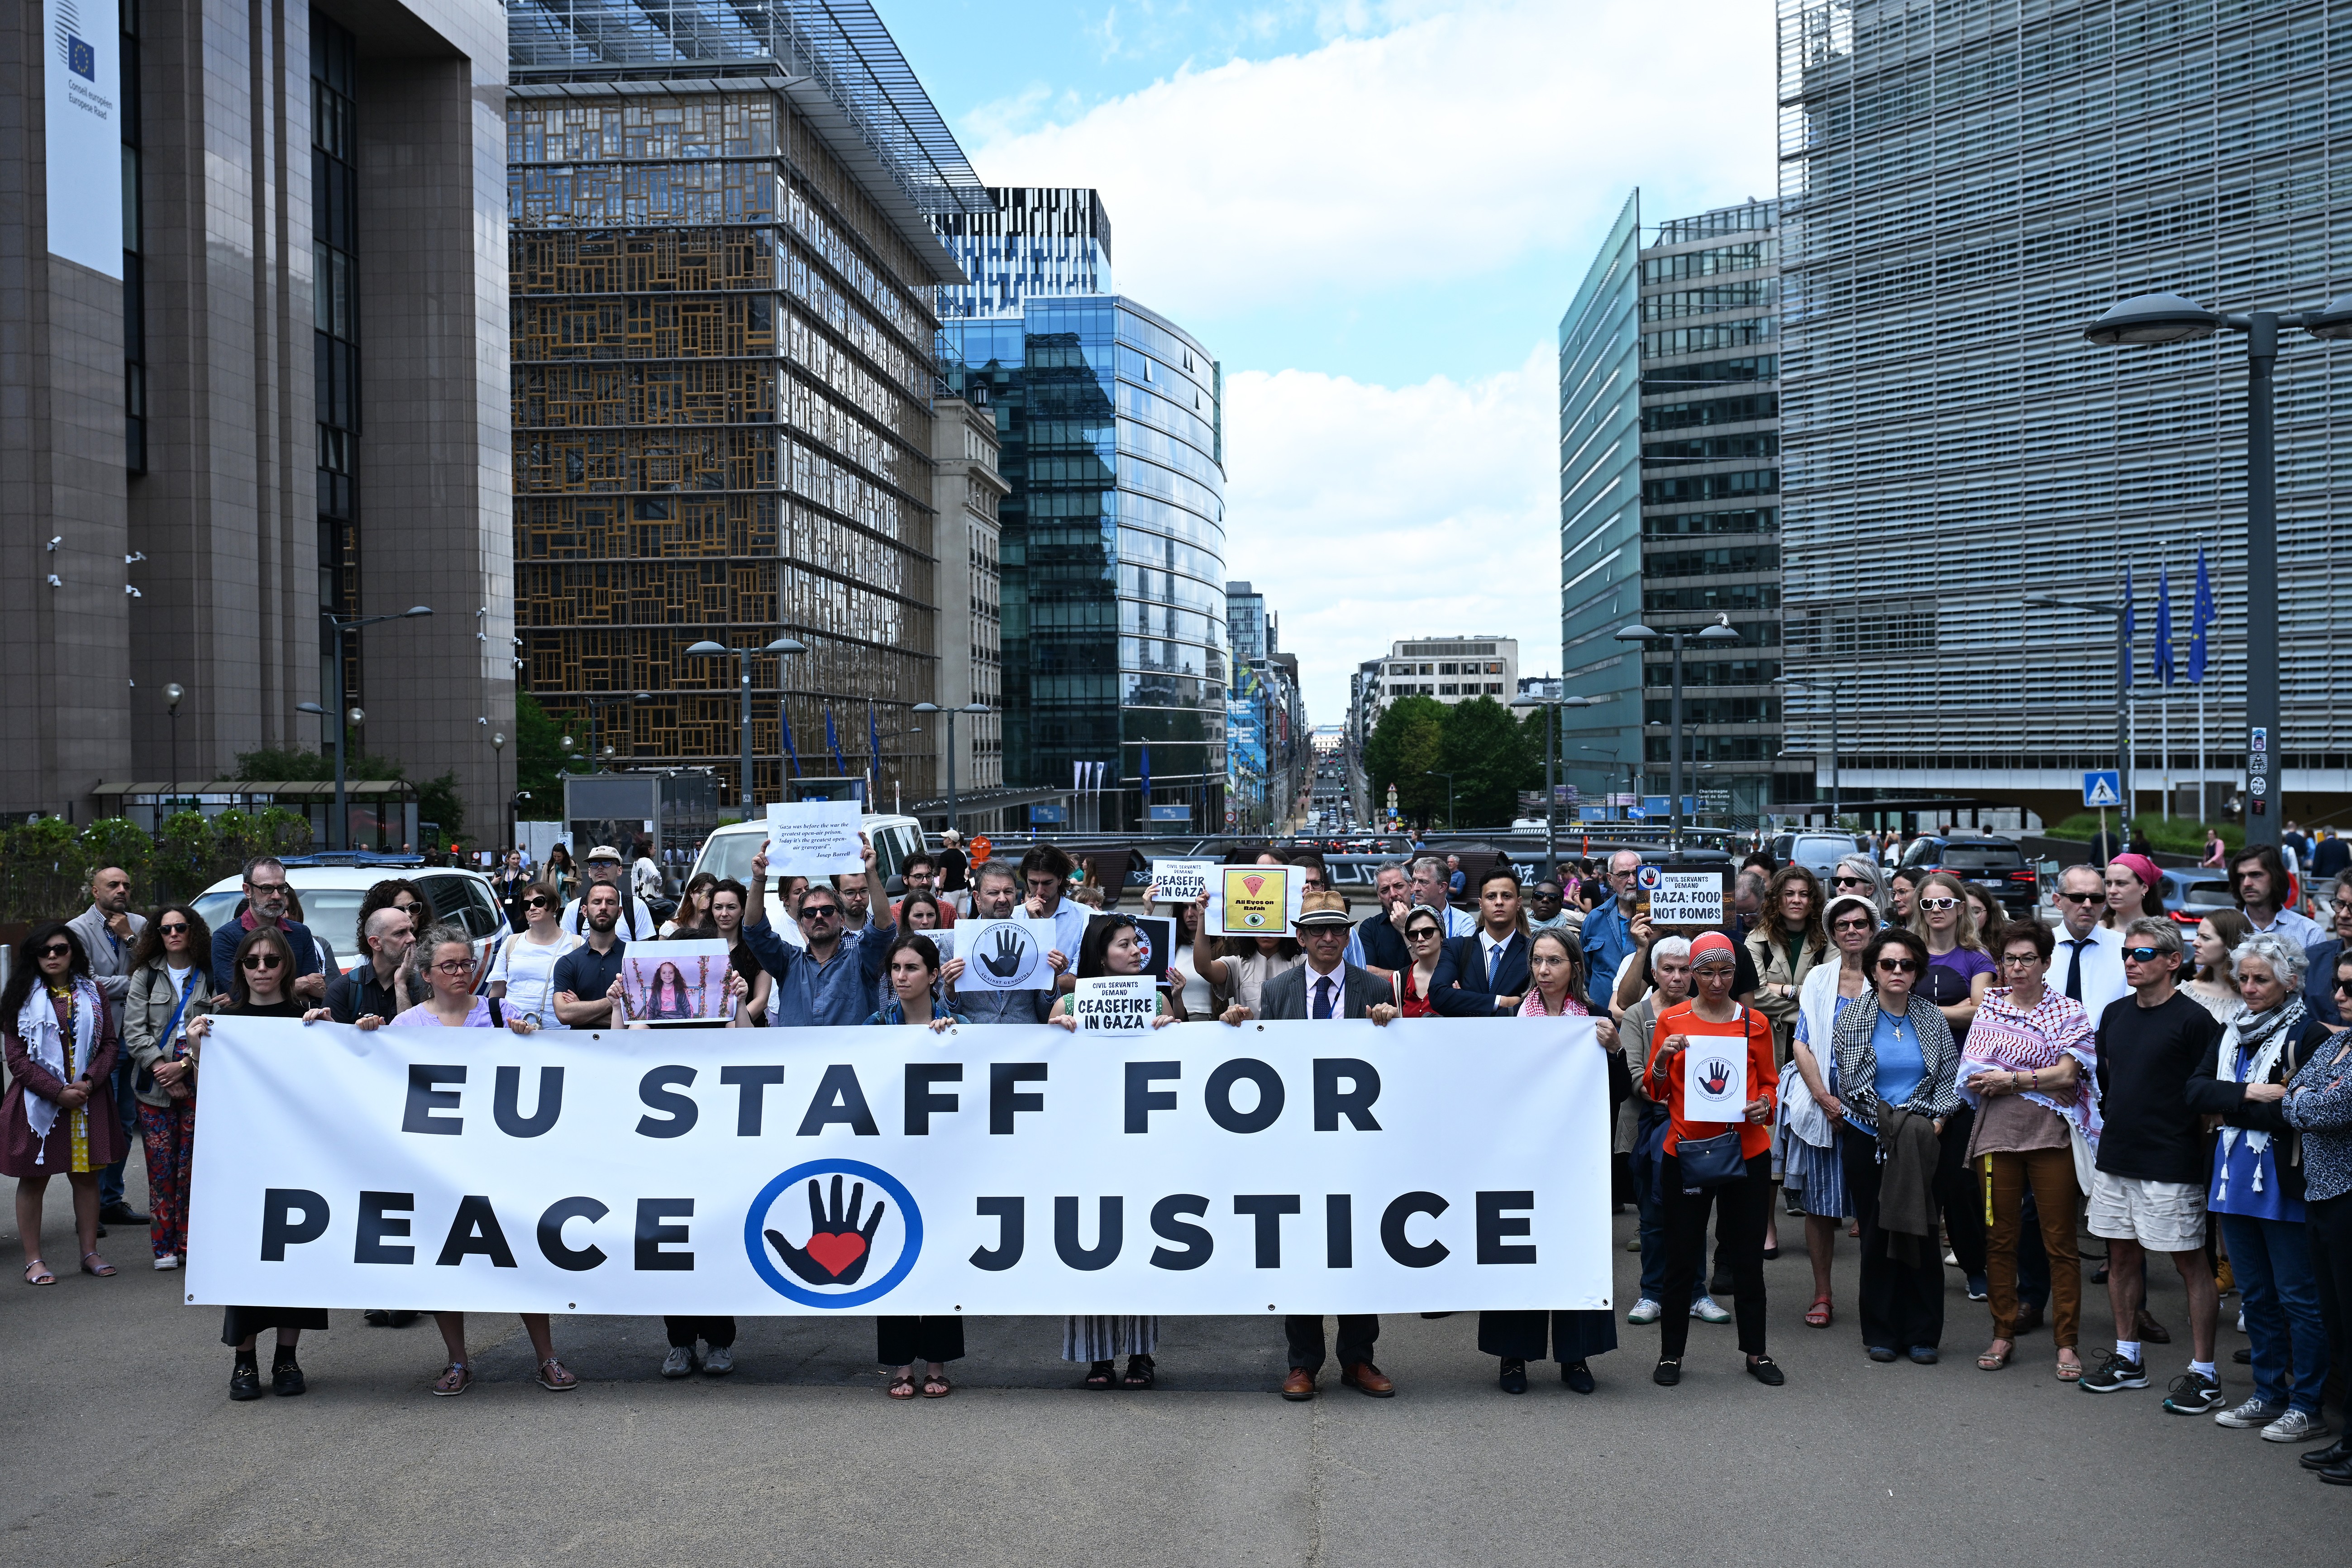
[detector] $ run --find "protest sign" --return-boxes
[184,1015,1610,1315]
[952,918,1060,991]
[1069,975,1159,1032]
[1148,859,1216,904]
[618,941,734,1025]
[1090,913,1173,983]
[1681,1039,1749,1123]
[1649,870,1725,929]
[763,801,864,877]
[1209,864,1301,938]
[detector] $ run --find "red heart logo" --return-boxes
[803,1231,868,1278]
[1241,874,1266,897]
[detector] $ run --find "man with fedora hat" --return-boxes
[561,844,657,942]
[1229,888,1402,1398]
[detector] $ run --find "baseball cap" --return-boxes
[585,844,623,863]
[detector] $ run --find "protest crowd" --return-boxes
[5,825,2349,1489]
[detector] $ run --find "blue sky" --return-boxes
[883,0,1780,718]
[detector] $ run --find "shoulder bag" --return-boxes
[1676,1006,1763,1190]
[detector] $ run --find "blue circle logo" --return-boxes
[743,1159,923,1309]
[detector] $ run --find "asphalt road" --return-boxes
[5,1163,2343,1568]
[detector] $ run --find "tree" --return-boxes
[1436,697,1534,829]
[1363,696,1447,825]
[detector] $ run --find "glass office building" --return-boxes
[938,296,1228,828]
[1558,193,1788,824]
[935,187,1112,320]
[1776,0,2352,825]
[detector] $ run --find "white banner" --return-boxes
[43,0,122,278]
[184,1018,1610,1316]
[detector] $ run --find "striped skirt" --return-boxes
[1062,1315,1158,1360]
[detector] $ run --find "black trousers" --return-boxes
[876,1315,964,1366]
[1935,1105,1987,1279]
[1478,1309,1617,1363]
[1286,1314,1377,1373]
[2308,1191,2352,1418]
[1657,1151,1772,1359]
[1843,1124,1946,1352]
[664,1315,736,1349]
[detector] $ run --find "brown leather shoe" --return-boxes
[2134,1307,2171,1345]
[1340,1361,1395,1397]
[1281,1368,1316,1401]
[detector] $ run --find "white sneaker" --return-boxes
[2261,1409,2330,1444]
[1626,1298,1662,1325]
[1690,1296,1733,1324]
[702,1344,734,1376]
[2215,1396,2284,1429]
[152,1255,180,1272]
[660,1345,697,1378]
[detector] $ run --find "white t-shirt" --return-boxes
[490,929,585,1023]
[1173,941,1214,1019]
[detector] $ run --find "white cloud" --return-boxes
[1221,343,1559,720]
[964,0,1778,320]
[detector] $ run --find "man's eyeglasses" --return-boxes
[2057,890,2108,905]
[241,953,285,971]
[248,882,288,897]
[2120,946,2168,963]
[1875,957,1919,973]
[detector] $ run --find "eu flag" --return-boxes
[2154,567,2174,686]
[2188,546,2215,683]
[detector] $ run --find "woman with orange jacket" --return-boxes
[1646,931,1782,1387]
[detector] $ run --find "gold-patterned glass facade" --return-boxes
[509,90,940,806]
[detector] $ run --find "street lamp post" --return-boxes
[912,701,990,838]
[1513,692,1597,882]
[1616,615,1739,853]
[1424,770,1455,832]
[2083,288,2352,846]
[1774,673,1844,827]
[162,682,186,834]
[306,605,433,849]
[687,637,806,814]
[2025,595,2132,820]
[489,729,507,853]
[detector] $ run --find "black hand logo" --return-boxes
[765,1173,887,1287]
[979,926,1028,980]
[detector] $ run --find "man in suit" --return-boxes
[1429,864,1531,1016]
[1245,889,1401,1399]
[70,865,150,1226]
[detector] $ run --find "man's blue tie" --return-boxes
[1313,976,1336,1019]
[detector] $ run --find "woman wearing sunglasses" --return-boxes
[1960,920,2095,1379]
[4,924,126,1289]
[485,882,581,1029]
[1398,906,1447,1017]
[122,905,215,1271]
[1911,869,1995,1298]
[1785,892,1879,1328]
[1830,855,1885,915]
[1830,925,1961,1364]
[181,925,333,1396]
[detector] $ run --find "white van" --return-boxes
[688,813,927,930]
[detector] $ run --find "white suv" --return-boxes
[192,862,506,977]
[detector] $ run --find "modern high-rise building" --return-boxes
[1356,637,1521,730]
[936,193,1228,832]
[934,186,1111,321]
[1557,192,1787,825]
[507,0,993,812]
[1775,0,2352,825]
[3,0,512,828]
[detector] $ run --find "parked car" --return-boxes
[1896,834,2041,917]
[192,860,506,978]
[2158,868,2238,926]
[1770,831,1866,881]
[689,813,927,928]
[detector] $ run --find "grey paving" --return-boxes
[5,1165,2343,1566]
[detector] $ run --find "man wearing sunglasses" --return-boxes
[2051,865,2128,1016]
[2080,918,2227,1400]
[740,834,898,1026]
[207,856,329,1003]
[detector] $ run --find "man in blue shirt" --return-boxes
[741,835,896,1026]
[209,856,329,1000]
[1577,849,1644,1012]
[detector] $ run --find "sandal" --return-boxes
[1804,1295,1832,1329]
[432,1362,472,1397]
[1978,1339,2013,1371]
[1121,1354,1157,1390]
[536,1357,577,1392]
[81,1251,116,1277]
[1083,1359,1116,1389]
[2054,1354,2083,1384]
[887,1371,917,1400]
[22,1260,55,1287]
[921,1371,953,1399]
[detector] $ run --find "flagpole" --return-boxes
[2161,688,2171,820]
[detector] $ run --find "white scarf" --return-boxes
[17,974,102,1165]
[2214,996,2307,1200]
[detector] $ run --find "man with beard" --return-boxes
[551,882,630,1027]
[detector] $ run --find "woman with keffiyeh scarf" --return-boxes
[2,923,124,1285]
[2185,930,2335,1442]
[1959,920,2097,1379]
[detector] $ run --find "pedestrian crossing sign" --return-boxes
[2083,771,2123,808]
